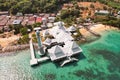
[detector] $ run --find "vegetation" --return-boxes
[98,0,120,10]
[26,25,33,31]
[18,34,29,44]
[20,27,28,35]
[0,0,120,15]
[94,15,120,28]
[104,19,120,28]
[33,22,42,28]
[57,6,80,27]
[0,0,75,15]
[32,34,37,43]
[13,24,23,34]
[0,0,120,33]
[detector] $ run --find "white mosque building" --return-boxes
[30,21,82,66]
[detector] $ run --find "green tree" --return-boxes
[33,22,42,28]
[13,24,23,34]
[18,34,29,44]
[20,27,28,35]
[32,34,37,43]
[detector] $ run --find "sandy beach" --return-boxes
[79,24,118,37]
[0,35,20,47]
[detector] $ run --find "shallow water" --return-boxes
[0,30,120,80]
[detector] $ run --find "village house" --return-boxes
[95,10,109,15]
[0,11,9,15]
[117,11,120,18]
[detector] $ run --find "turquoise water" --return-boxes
[0,30,120,80]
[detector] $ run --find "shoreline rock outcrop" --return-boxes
[0,43,39,54]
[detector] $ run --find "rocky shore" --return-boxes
[0,43,38,54]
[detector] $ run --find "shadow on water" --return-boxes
[30,52,86,69]
[54,52,86,68]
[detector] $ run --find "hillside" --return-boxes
[0,0,72,14]
[0,0,120,15]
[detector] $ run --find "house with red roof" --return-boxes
[36,17,42,23]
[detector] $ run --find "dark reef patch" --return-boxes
[73,68,105,79]
[90,49,120,73]
[107,74,120,80]
[44,73,56,80]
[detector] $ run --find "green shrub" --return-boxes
[20,27,28,35]
[18,34,29,44]
[32,34,37,43]
[33,22,41,28]
[13,24,23,34]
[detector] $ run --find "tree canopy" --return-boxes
[0,0,120,15]
[0,0,74,15]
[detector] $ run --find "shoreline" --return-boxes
[0,43,38,54]
[79,24,119,38]
[0,24,119,54]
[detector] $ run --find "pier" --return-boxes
[29,34,50,66]
[29,35,38,66]
[86,27,101,37]
[37,57,50,62]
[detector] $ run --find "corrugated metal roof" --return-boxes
[95,10,109,14]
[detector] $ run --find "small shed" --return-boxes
[48,17,55,23]
[118,11,120,15]
[16,12,23,16]
[41,24,48,29]
[0,11,8,15]
[67,26,77,33]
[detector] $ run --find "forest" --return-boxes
[0,0,72,14]
[0,0,120,15]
